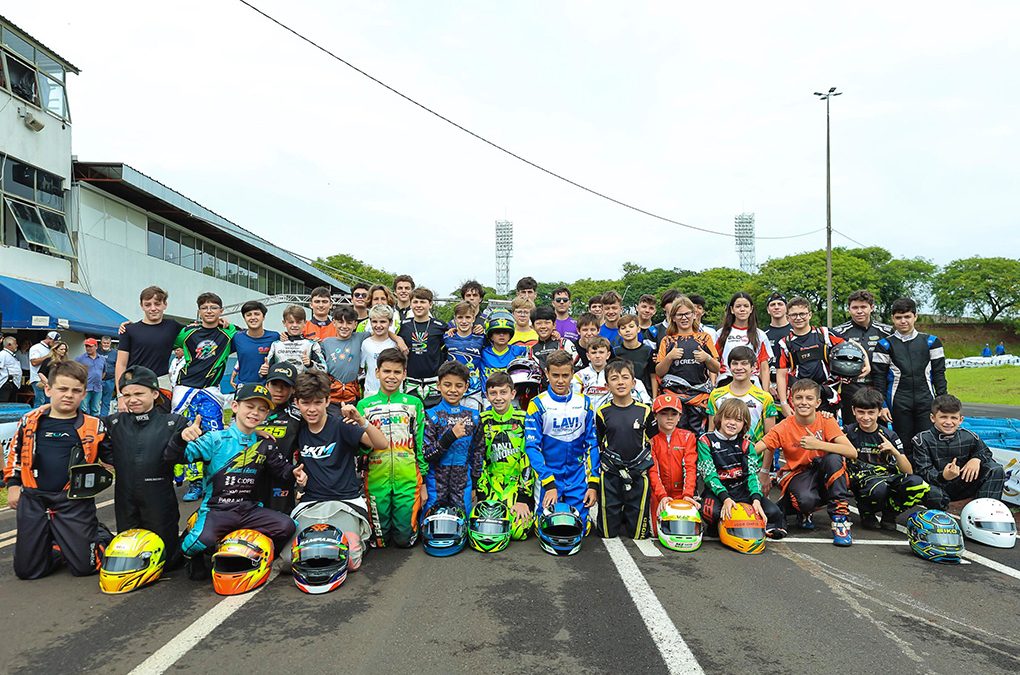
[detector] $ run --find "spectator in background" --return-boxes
[552,286,579,342]
[29,332,60,407]
[75,338,107,416]
[0,336,22,402]
[99,336,118,415]
[515,276,539,303]
[588,295,604,324]
[16,338,31,383]
[995,341,1006,356]
[982,343,992,358]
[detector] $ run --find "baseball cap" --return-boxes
[234,383,275,409]
[46,331,61,340]
[652,393,683,414]
[83,338,98,346]
[266,363,297,386]
[119,365,160,391]
[766,292,787,305]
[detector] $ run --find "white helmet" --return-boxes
[960,498,1016,549]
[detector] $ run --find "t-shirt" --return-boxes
[556,317,580,343]
[715,327,773,381]
[28,342,51,383]
[321,333,371,384]
[34,415,79,491]
[654,331,719,406]
[303,318,337,342]
[121,319,185,377]
[705,383,778,443]
[445,332,486,395]
[761,414,845,474]
[174,324,238,389]
[232,330,280,385]
[74,353,107,392]
[599,325,621,344]
[510,327,539,348]
[398,318,449,379]
[99,348,118,380]
[764,324,792,379]
[616,343,655,395]
[296,415,366,501]
[360,337,397,396]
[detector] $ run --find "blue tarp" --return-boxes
[0,275,127,336]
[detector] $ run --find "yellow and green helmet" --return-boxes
[468,500,512,553]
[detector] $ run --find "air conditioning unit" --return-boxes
[24,112,45,132]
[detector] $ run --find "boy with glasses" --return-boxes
[776,297,848,418]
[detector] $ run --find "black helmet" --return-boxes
[291,524,349,594]
[828,341,867,378]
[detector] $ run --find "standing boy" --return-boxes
[360,305,398,398]
[574,313,608,370]
[636,294,660,348]
[116,287,187,406]
[763,292,790,404]
[422,362,482,513]
[320,305,371,408]
[231,301,280,388]
[552,287,579,342]
[832,290,891,424]
[350,283,372,331]
[525,351,600,525]
[776,297,846,417]
[509,297,539,348]
[598,291,624,344]
[531,305,577,372]
[258,363,303,514]
[575,338,649,409]
[480,313,531,380]
[615,314,655,396]
[445,302,486,410]
[303,287,338,341]
[397,287,448,407]
[75,338,106,416]
[262,305,327,376]
[706,346,778,444]
[393,275,415,323]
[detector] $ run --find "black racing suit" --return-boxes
[256,400,302,514]
[841,423,928,517]
[832,320,892,424]
[100,410,190,566]
[871,331,947,442]
[595,401,656,539]
[910,428,1005,509]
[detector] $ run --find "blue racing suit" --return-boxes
[524,388,600,524]
[171,386,226,482]
[164,424,297,556]
[422,400,482,513]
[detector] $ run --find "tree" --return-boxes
[933,257,1020,323]
[680,267,753,324]
[314,253,394,287]
[842,247,936,320]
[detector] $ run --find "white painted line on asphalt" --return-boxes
[780,537,907,546]
[961,550,1020,580]
[602,537,704,675]
[634,538,662,557]
[127,570,279,674]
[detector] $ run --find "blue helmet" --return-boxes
[906,509,965,564]
[422,503,467,557]
[537,503,584,556]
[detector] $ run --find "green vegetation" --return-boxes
[919,322,1019,359]
[934,257,1020,323]
[947,366,1020,405]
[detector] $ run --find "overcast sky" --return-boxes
[13,2,1020,295]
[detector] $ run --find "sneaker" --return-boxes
[766,526,788,540]
[798,514,815,530]
[182,483,204,502]
[173,474,185,487]
[831,515,853,547]
[880,510,900,531]
[861,513,881,530]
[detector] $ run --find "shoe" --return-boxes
[798,514,815,530]
[173,474,185,487]
[880,510,900,531]
[766,526,788,540]
[182,483,204,502]
[831,515,853,547]
[861,513,880,530]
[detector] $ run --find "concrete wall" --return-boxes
[0,244,75,287]
[0,88,72,183]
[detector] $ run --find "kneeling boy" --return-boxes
[423,362,482,513]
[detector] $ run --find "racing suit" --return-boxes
[524,388,600,525]
[357,391,427,548]
[842,423,928,517]
[256,399,302,513]
[832,319,892,423]
[475,407,534,539]
[595,401,655,539]
[697,430,784,533]
[164,424,297,556]
[100,410,190,566]
[910,427,1005,509]
[422,400,482,513]
[871,330,947,442]
[648,427,698,535]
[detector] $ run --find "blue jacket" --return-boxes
[524,388,599,491]
[423,400,482,470]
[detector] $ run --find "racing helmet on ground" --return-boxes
[468,500,512,553]
[719,503,766,554]
[422,503,468,557]
[537,503,584,556]
[484,312,515,337]
[906,509,965,563]
[291,524,350,594]
[211,529,274,595]
[657,500,703,552]
[959,498,1016,549]
[99,529,165,594]
[828,341,867,379]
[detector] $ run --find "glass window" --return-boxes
[227,254,239,285]
[147,220,163,258]
[6,198,53,249]
[250,264,262,292]
[37,74,66,118]
[163,226,180,264]
[268,272,279,295]
[215,248,227,280]
[3,158,36,201]
[200,240,216,277]
[35,52,63,83]
[180,234,197,270]
[35,169,63,210]
[2,29,35,62]
[38,209,74,257]
[0,58,6,90]
[5,54,38,104]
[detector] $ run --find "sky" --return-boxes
[10,2,1020,295]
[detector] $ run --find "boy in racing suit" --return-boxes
[525,351,599,526]
[356,348,428,548]
[164,383,298,561]
[475,372,534,539]
[422,362,483,513]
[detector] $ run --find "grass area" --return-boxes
[947,366,1020,405]
[919,321,1018,359]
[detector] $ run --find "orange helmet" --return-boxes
[719,503,766,554]
[211,529,274,595]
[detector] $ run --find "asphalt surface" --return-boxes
[2,491,1020,675]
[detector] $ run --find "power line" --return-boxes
[236,0,826,242]
[833,228,870,248]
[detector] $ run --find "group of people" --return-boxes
[0,332,118,412]
[1,274,1008,589]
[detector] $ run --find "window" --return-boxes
[258,267,268,294]
[252,264,263,292]
[147,220,163,258]
[200,240,215,277]
[3,158,35,201]
[38,209,74,257]
[2,28,35,62]
[35,170,63,211]
[163,226,180,264]
[5,54,38,105]
[180,234,197,270]
[6,198,53,249]
[227,254,239,285]
[37,73,67,118]
[215,248,227,280]
[35,52,63,83]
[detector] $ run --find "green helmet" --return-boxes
[509,506,533,541]
[468,500,512,553]
[484,312,514,337]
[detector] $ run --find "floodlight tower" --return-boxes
[734,213,757,274]
[495,219,513,295]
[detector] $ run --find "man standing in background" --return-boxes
[99,336,118,415]
[75,338,107,416]
[0,337,22,402]
[28,331,59,408]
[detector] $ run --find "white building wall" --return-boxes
[74,184,280,324]
[0,88,72,184]
[0,245,75,288]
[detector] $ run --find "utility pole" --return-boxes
[814,87,841,328]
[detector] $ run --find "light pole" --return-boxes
[814,87,841,328]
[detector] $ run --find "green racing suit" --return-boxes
[475,407,535,540]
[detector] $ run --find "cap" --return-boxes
[83,338,98,346]
[234,383,275,409]
[119,366,160,392]
[46,331,61,340]
[652,393,683,414]
[766,292,787,305]
[266,362,297,386]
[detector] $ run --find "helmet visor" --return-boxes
[472,520,508,535]
[296,541,342,562]
[425,515,463,537]
[924,532,963,546]
[103,555,148,573]
[975,520,1016,533]
[214,555,260,574]
[728,526,766,539]
[660,519,700,536]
